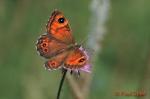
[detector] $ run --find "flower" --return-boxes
[79,46,91,73]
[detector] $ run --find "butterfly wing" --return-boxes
[45,50,69,70]
[36,34,67,58]
[64,47,88,69]
[46,10,75,44]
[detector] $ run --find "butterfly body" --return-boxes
[36,10,90,72]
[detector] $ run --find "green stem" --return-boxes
[56,69,67,99]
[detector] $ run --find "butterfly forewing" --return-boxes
[46,10,75,44]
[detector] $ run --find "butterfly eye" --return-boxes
[58,17,65,23]
[78,58,86,63]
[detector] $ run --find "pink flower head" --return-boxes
[78,46,91,73]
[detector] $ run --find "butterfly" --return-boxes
[36,10,91,73]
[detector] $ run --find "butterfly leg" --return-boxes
[69,70,80,77]
[70,70,73,75]
[61,68,67,74]
[77,70,80,77]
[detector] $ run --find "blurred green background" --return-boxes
[0,0,150,99]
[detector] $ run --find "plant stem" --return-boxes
[56,69,67,99]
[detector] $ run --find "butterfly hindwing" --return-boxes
[64,48,87,69]
[46,10,75,44]
[45,50,69,70]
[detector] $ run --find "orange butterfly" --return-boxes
[36,10,90,73]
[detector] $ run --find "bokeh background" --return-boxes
[0,0,150,99]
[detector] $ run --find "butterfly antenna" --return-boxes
[79,36,89,46]
[56,69,67,99]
